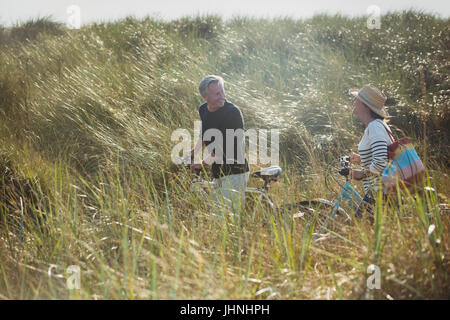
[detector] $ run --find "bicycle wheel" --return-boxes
[283,199,351,235]
[244,188,276,221]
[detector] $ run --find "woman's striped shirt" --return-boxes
[358,119,393,194]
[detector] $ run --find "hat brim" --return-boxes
[368,106,388,118]
[349,88,388,118]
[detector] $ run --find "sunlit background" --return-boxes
[0,0,449,301]
[1,0,449,26]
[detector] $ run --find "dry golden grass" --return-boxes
[0,12,448,299]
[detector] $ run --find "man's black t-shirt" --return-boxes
[198,100,249,179]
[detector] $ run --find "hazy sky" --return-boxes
[1,0,449,26]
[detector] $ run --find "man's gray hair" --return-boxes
[199,75,224,96]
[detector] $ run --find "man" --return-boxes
[189,75,249,215]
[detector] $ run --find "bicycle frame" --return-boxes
[245,187,276,212]
[190,175,276,211]
[188,172,277,213]
[330,180,363,220]
[328,156,365,221]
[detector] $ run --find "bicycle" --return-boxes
[178,156,352,234]
[248,155,364,236]
[309,155,448,232]
[178,156,280,213]
[288,156,364,235]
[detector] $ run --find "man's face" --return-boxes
[203,82,226,109]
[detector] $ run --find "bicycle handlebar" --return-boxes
[339,156,350,166]
[179,156,204,176]
[338,156,351,176]
[179,156,191,169]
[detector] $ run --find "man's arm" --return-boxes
[228,107,246,164]
[189,135,205,161]
[189,127,218,171]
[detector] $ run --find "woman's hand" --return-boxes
[350,169,365,180]
[351,153,361,163]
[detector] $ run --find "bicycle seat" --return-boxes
[251,166,282,180]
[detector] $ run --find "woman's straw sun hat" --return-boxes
[349,85,388,118]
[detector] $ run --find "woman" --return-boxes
[348,85,392,218]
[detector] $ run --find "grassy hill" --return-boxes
[0,12,449,299]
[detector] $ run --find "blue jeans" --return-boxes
[211,172,250,217]
[355,191,376,218]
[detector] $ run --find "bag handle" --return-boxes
[381,121,395,143]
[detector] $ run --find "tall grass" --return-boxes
[0,12,448,299]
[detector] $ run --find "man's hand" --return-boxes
[350,169,365,180]
[189,152,215,172]
[190,161,206,173]
[190,163,201,172]
[188,136,205,162]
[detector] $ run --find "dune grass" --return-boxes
[0,12,449,299]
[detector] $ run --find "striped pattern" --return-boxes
[382,144,425,192]
[359,141,389,194]
[358,120,391,194]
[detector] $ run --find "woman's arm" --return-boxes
[368,140,388,174]
[367,121,389,174]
